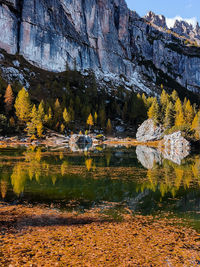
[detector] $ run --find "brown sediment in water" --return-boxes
[0,204,199,266]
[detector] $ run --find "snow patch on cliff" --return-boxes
[166,16,197,29]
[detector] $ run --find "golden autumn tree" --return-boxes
[164,101,174,129]
[26,105,44,138]
[175,98,185,126]
[15,87,32,123]
[160,89,169,109]
[26,105,38,139]
[148,98,160,124]
[185,99,194,125]
[171,90,178,102]
[63,108,71,126]
[4,84,14,114]
[191,111,200,139]
[38,100,45,123]
[87,113,94,132]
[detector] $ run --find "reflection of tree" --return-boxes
[139,157,200,198]
[61,161,69,176]
[105,150,112,167]
[11,163,27,195]
[1,180,8,199]
[192,157,200,181]
[174,168,184,190]
[85,158,93,171]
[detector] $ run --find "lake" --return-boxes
[0,145,200,231]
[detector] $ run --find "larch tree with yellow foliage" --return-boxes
[164,101,174,129]
[191,111,200,140]
[160,89,169,109]
[87,113,94,133]
[4,84,14,114]
[26,105,38,139]
[15,87,32,123]
[63,108,71,126]
[185,100,194,125]
[148,98,160,124]
[175,98,185,126]
[171,90,178,102]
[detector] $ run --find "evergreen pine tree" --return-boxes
[94,112,98,124]
[69,106,75,121]
[106,119,112,135]
[99,107,106,128]
[122,101,128,121]
[15,87,32,123]
[54,98,62,121]
[4,84,14,114]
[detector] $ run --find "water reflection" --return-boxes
[136,146,162,169]
[0,146,200,225]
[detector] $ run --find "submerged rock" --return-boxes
[136,119,163,142]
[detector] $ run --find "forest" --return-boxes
[0,69,200,141]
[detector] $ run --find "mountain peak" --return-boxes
[145,11,167,28]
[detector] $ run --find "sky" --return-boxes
[126,0,200,27]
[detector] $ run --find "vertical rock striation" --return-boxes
[0,0,200,93]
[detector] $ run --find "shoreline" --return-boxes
[0,135,162,148]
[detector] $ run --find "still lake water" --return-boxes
[0,145,200,230]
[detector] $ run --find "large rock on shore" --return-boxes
[136,119,163,142]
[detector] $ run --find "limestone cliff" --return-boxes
[0,0,200,93]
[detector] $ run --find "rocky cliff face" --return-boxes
[1,0,200,94]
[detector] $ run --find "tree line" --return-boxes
[0,84,115,138]
[146,87,200,140]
